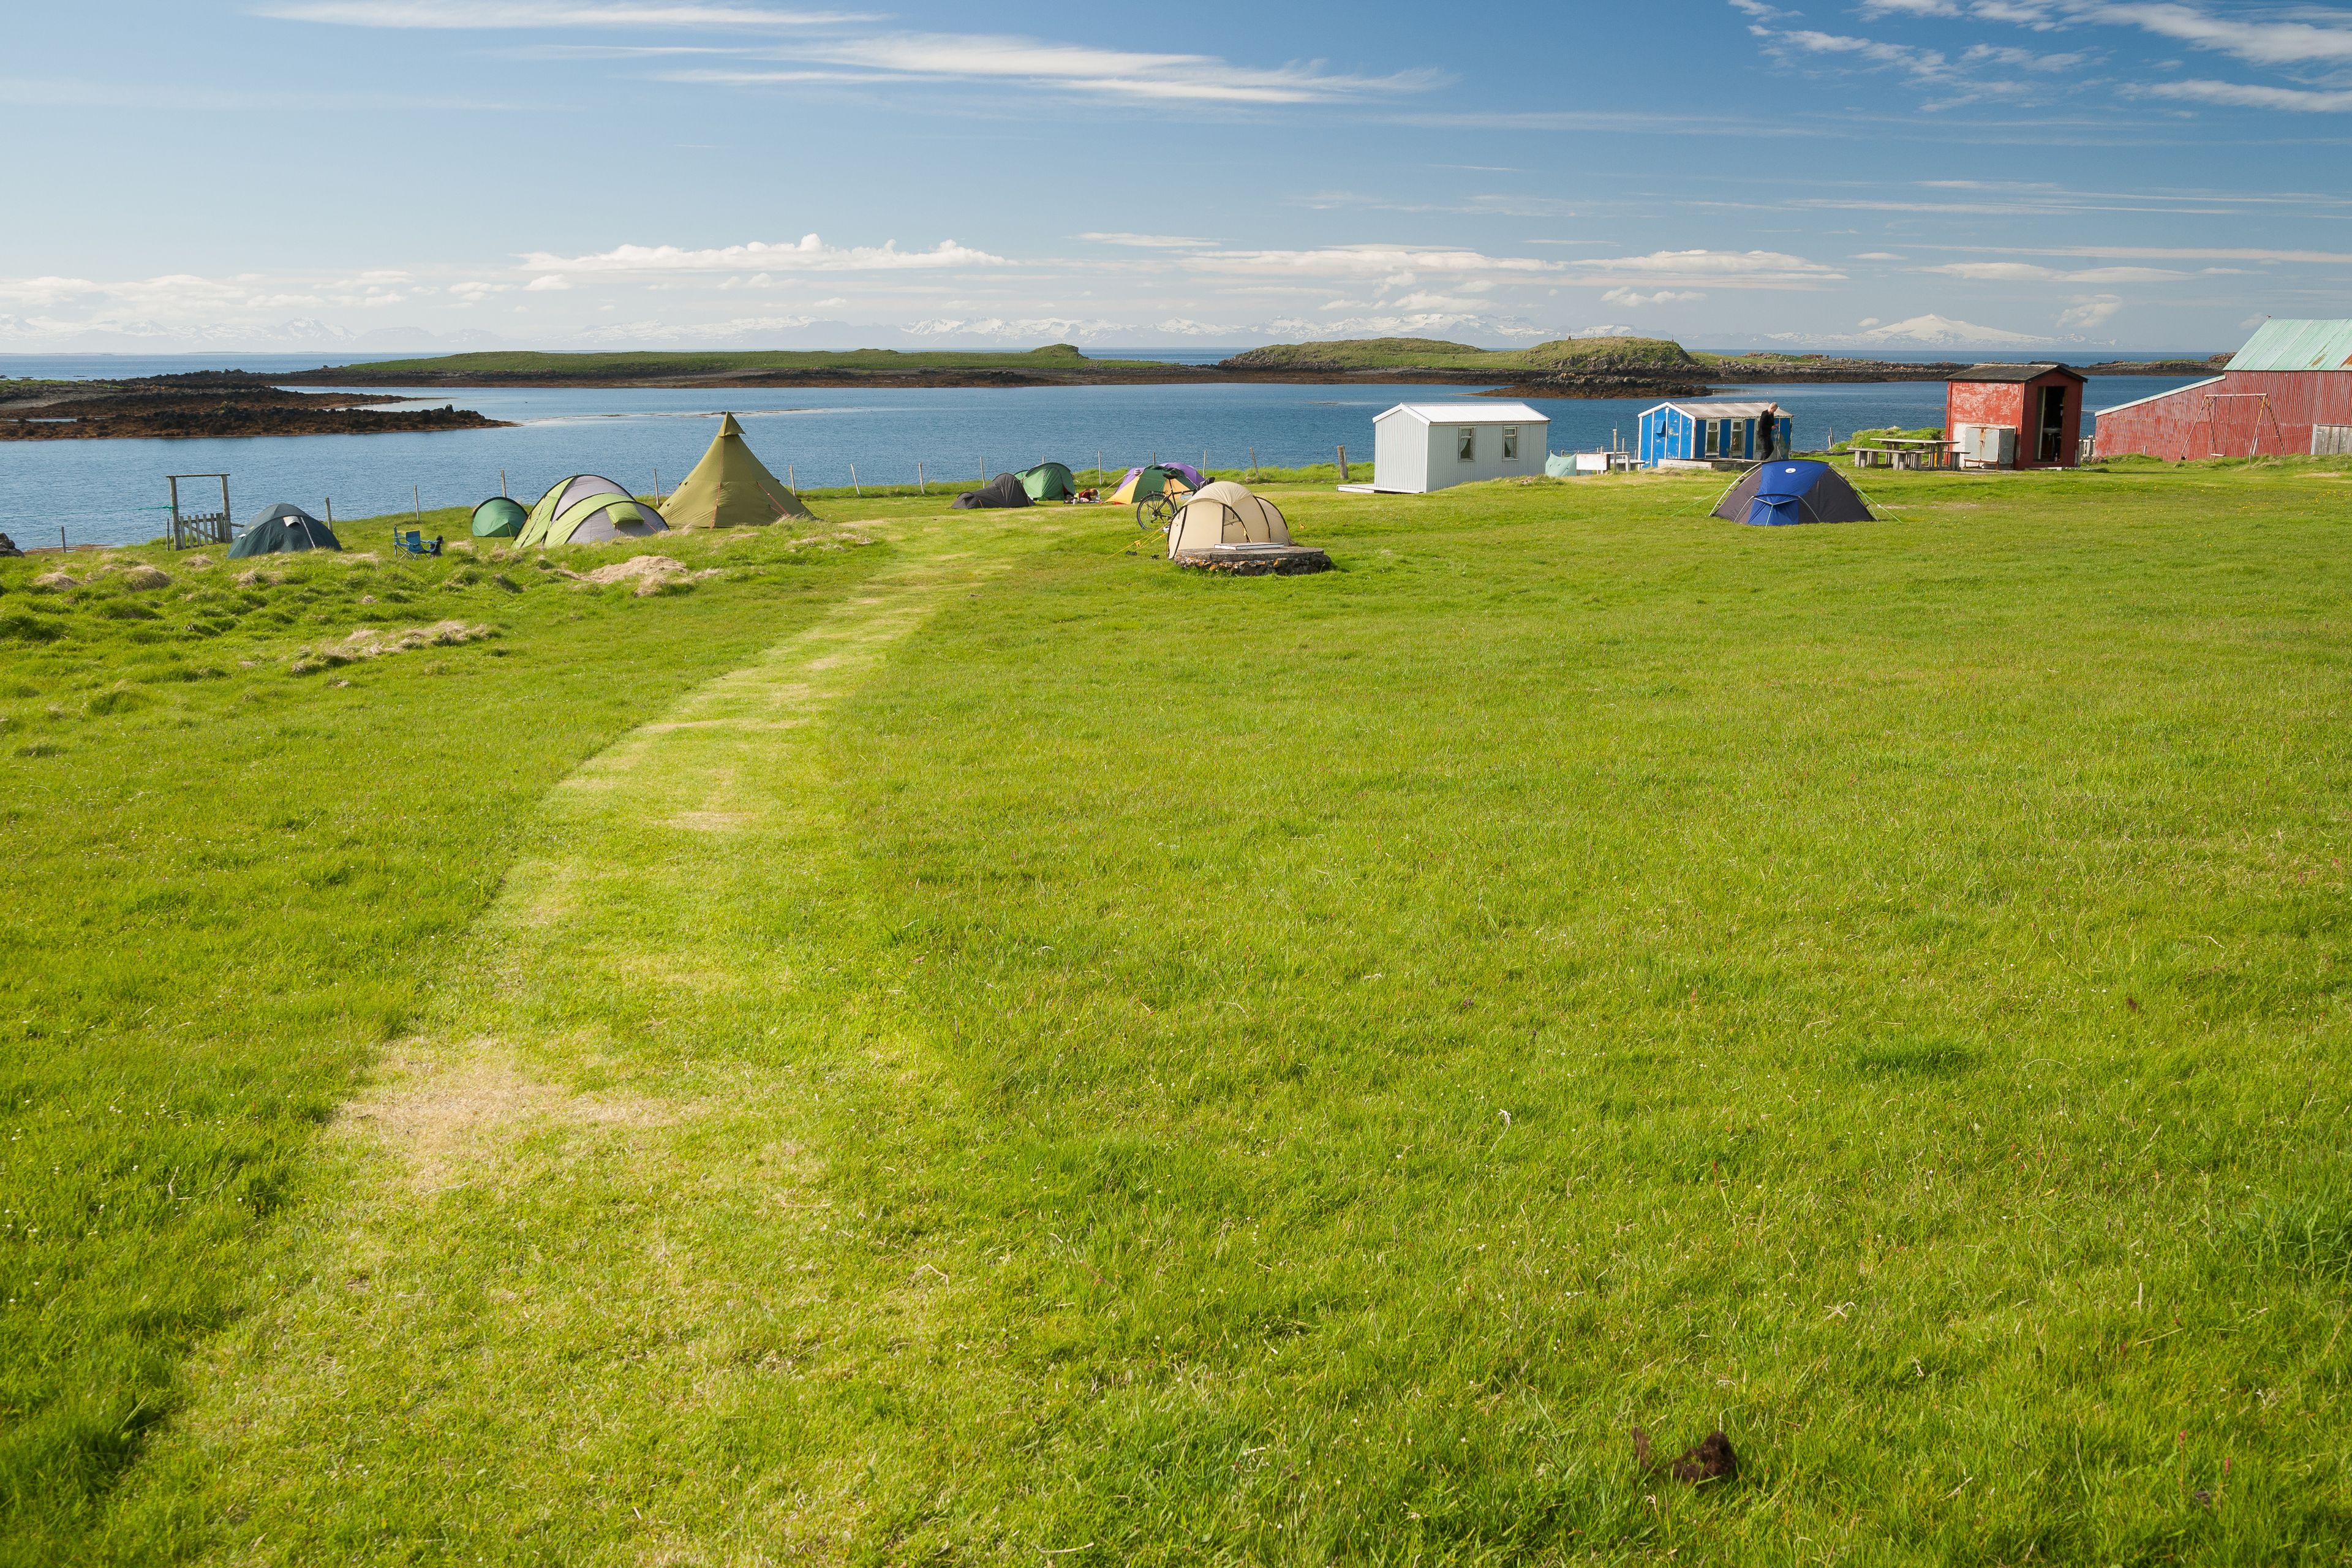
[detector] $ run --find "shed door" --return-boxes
[2037,385,2068,462]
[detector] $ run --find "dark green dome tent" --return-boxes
[471,496,527,538]
[1014,462,1077,501]
[517,475,668,548]
[228,503,340,557]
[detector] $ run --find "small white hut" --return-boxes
[1371,402,1550,493]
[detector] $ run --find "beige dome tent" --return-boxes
[660,413,813,529]
[1165,481,1330,575]
[1166,481,1291,554]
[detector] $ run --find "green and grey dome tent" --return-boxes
[517,475,668,548]
[228,503,340,557]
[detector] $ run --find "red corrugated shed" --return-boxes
[2090,371,2352,461]
[1945,363,2086,467]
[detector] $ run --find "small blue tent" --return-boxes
[1709,460,1876,527]
[1638,399,1794,467]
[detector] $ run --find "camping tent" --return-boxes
[470,496,527,538]
[953,472,1033,510]
[518,475,668,548]
[1709,460,1875,527]
[1106,465,1196,506]
[1166,481,1292,554]
[228,503,340,557]
[1014,462,1077,502]
[659,413,813,529]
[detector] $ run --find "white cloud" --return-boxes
[2058,295,2124,329]
[1601,288,1706,306]
[1920,260,2193,281]
[525,274,572,290]
[1853,251,1908,260]
[903,316,1125,339]
[519,233,1006,273]
[1079,233,1217,249]
[786,34,1441,104]
[1177,244,1555,280]
[1572,249,1845,288]
[1932,243,2352,262]
[2081,2,2352,67]
[258,1,862,28]
[0,276,99,307]
[2139,78,2352,111]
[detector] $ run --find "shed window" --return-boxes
[1502,427,1518,461]
[1457,427,1476,462]
[1703,420,1720,458]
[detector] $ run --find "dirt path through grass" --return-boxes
[97,517,1054,1564]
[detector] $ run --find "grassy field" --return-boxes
[6,464,2351,1563]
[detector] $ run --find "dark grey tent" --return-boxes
[953,472,1033,510]
[1709,460,1875,527]
[228,503,341,557]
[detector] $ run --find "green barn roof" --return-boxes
[2226,318,2352,372]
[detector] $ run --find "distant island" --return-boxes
[282,339,2229,400]
[0,370,510,440]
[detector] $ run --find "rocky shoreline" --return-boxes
[0,371,511,440]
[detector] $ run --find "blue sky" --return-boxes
[7,0,2352,352]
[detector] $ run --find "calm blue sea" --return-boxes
[0,368,2204,548]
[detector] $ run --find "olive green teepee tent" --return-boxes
[659,413,813,529]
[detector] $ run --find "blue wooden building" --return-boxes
[1637,400,1793,468]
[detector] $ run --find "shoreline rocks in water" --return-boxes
[0,371,510,440]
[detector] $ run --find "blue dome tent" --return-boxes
[1709,460,1876,527]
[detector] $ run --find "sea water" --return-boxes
[0,372,2205,548]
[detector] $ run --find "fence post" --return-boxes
[851,464,860,497]
[1336,445,1349,483]
[918,461,925,494]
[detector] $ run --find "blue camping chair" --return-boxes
[393,529,443,556]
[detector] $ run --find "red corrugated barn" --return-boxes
[2093,319,2352,461]
[1946,363,2086,468]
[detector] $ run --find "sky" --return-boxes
[6,0,2352,353]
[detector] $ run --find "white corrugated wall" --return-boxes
[1420,418,1550,491]
[1374,414,1427,492]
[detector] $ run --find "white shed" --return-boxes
[1371,402,1550,493]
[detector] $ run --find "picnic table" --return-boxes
[1846,438,1958,471]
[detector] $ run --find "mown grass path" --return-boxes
[99,516,1058,1563]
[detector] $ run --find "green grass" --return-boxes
[313,344,1177,380]
[0,517,893,1562]
[9,465,2352,1562]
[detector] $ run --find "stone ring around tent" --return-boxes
[471,496,527,538]
[1166,481,1331,576]
[228,503,341,557]
[518,475,669,548]
[1709,460,1877,527]
[660,413,813,530]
